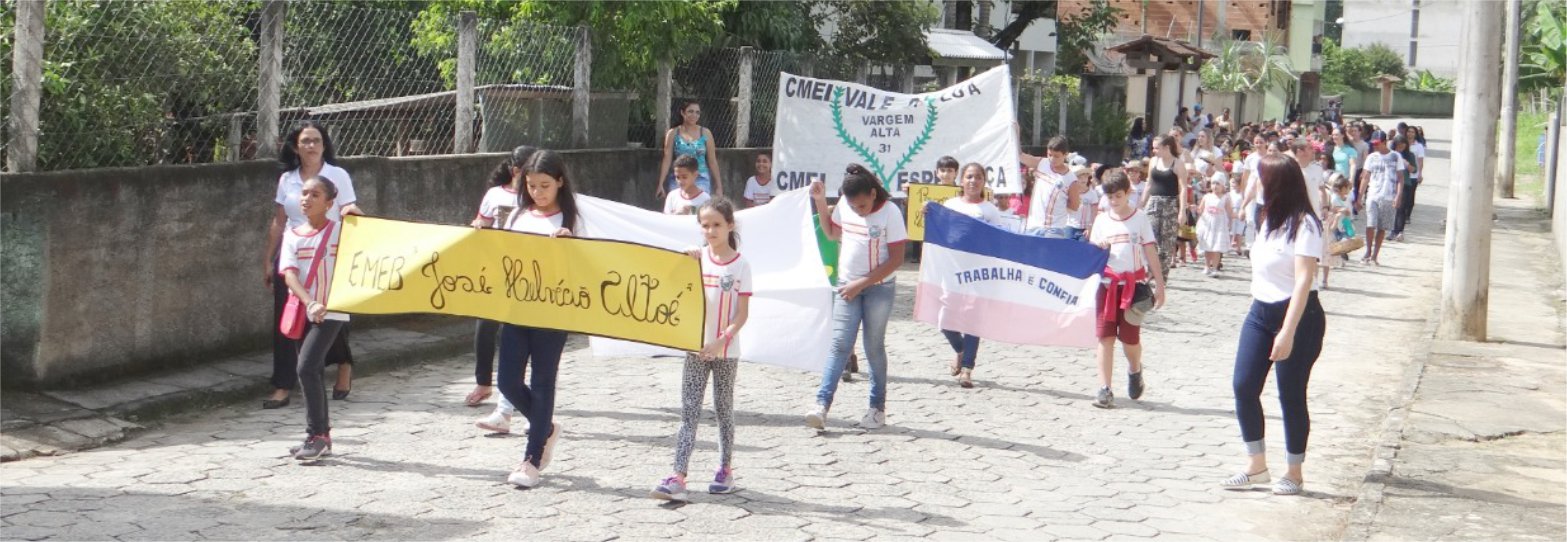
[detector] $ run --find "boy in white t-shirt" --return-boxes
[741,152,780,208]
[1088,171,1166,409]
[664,155,712,215]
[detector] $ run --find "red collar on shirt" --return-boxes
[707,248,742,266]
[528,208,561,218]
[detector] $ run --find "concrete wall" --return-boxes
[1332,88,1454,117]
[0,148,766,387]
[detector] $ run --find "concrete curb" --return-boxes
[1,321,472,462]
[1340,303,1442,542]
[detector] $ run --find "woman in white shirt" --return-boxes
[1220,155,1328,497]
[262,122,363,409]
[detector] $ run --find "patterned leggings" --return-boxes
[1146,196,1180,278]
[673,354,739,475]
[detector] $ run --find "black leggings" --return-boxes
[271,265,354,391]
[474,319,501,386]
[298,319,346,436]
[1392,182,1418,235]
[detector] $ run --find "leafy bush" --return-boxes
[1321,38,1408,94]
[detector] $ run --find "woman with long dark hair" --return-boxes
[1142,135,1190,276]
[495,149,582,488]
[655,99,724,200]
[1220,154,1327,496]
[262,121,362,409]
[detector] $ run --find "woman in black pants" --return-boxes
[1220,155,1327,496]
[263,122,361,409]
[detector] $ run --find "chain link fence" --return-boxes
[3,1,578,172]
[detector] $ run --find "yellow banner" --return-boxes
[905,184,963,242]
[327,216,705,351]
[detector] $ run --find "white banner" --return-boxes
[772,65,1021,196]
[577,190,832,372]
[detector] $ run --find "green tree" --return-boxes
[816,0,939,66]
[1054,0,1121,75]
[14,0,259,170]
[1522,0,1566,100]
[1200,38,1297,93]
[1320,38,1406,93]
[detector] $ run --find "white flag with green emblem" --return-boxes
[771,65,1021,196]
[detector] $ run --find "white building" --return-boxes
[1340,0,1463,78]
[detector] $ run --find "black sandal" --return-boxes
[262,392,291,409]
[332,387,350,400]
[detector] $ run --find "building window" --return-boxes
[1232,29,1252,41]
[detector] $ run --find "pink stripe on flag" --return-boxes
[914,281,1099,349]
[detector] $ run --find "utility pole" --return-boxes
[1439,0,1503,341]
[7,0,44,172]
[1496,0,1522,199]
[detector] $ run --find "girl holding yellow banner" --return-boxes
[495,150,580,488]
[471,146,534,431]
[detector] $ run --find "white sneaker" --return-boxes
[476,410,511,433]
[857,408,886,430]
[507,461,541,488]
[804,405,828,430]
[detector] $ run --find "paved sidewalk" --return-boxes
[1347,196,1567,541]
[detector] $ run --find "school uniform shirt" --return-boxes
[1025,165,1075,231]
[1071,188,1100,230]
[832,200,908,285]
[505,207,567,235]
[1242,152,1263,184]
[1250,218,1323,303]
[1302,161,1327,213]
[1408,141,1426,180]
[700,246,754,360]
[1352,140,1371,170]
[1363,150,1405,203]
[476,185,519,227]
[276,164,357,230]
[279,221,348,322]
[942,196,1004,226]
[742,175,780,206]
[664,189,711,215]
[1090,208,1156,275]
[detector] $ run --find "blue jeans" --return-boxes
[496,324,568,467]
[1233,292,1326,465]
[942,330,980,369]
[1027,226,1080,240]
[815,281,896,411]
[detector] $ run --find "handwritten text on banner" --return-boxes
[327,216,705,351]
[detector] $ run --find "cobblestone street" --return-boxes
[1,120,1543,541]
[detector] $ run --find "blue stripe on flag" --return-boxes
[922,202,1109,280]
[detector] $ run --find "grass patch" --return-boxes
[1514,111,1551,203]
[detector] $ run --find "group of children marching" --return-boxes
[275,133,1313,499]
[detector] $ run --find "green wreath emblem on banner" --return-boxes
[831,88,939,190]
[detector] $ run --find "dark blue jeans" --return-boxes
[1233,292,1326,465]
[941,330,981,369]
[496,324,568,467]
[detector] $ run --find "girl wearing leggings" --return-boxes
[278,177,348,461]
[1221,155,1328,496]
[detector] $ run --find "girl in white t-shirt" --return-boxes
[264,121,361,410]
[651,197,753,502]
[741,152,779,208]
[1228,175,1249,256]
[1087,171,1166,409]
[1222,154,1327,497]
[938,164,1003,388]
[495,150,580,489]
[277,177,348,461]
[1196,173,1233,277]
[471,146,534,432]
[807,164,907,431]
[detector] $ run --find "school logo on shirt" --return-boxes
[494,205,516,229]
[720,274,735,292]
[868,225,884,241]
